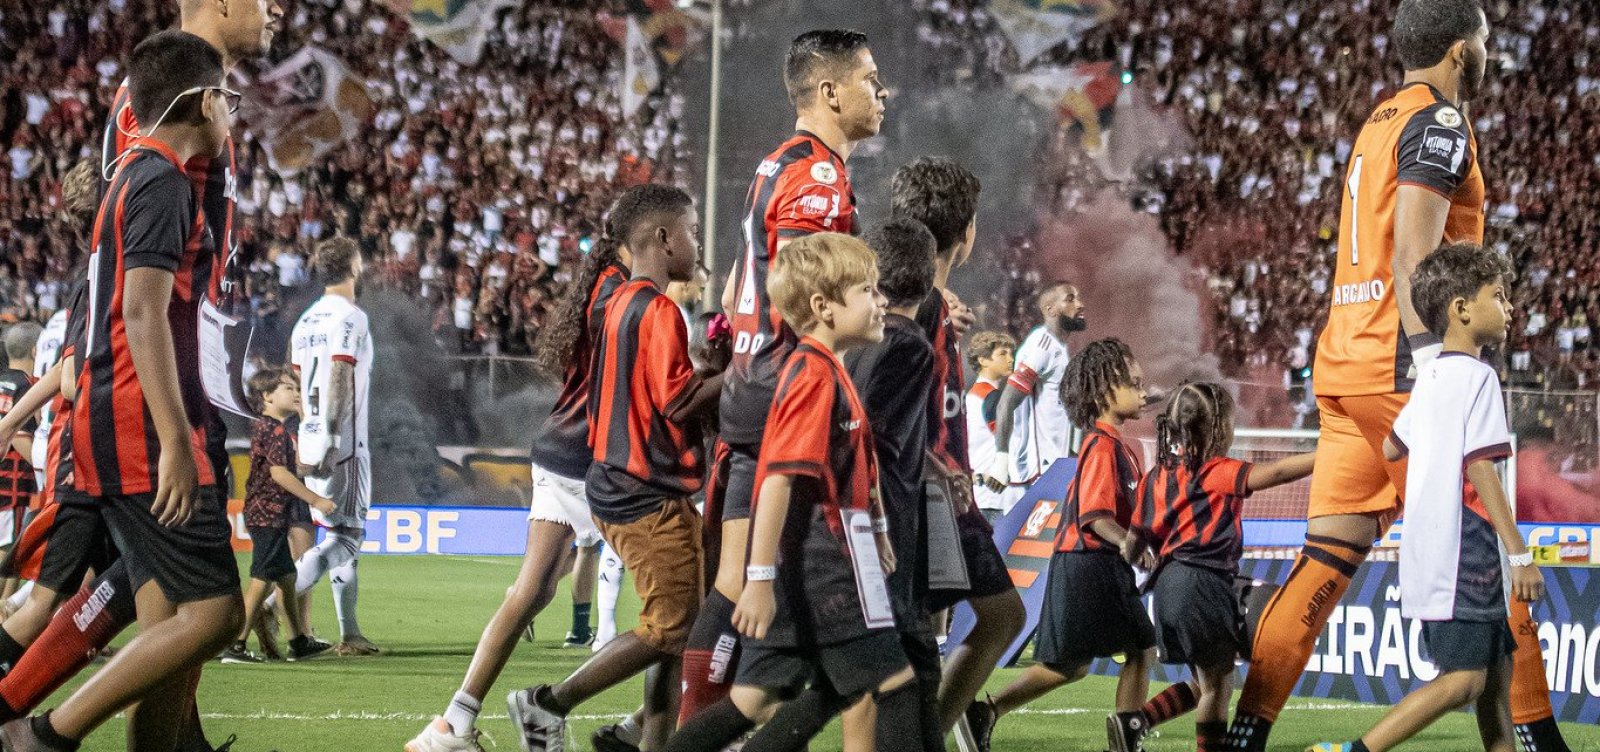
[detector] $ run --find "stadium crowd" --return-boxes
[3,0,1600,391]
[0,0,688,359]
[916,0,1600,391]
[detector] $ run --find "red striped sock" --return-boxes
[1140,681,1199,726]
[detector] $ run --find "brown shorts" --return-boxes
[595,498,705,654]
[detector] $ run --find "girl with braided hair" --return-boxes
[977,337,1157,752]
[1123,383,1314,752]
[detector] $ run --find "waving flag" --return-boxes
[622,15,661,117]
[1011,61,1121,152]
[240,47,373,174]
[388,0,514,65]
[991,0,1117,65]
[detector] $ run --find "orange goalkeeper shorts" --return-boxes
[1307,393,1410,525]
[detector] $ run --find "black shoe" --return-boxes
[591,724,641,752]
[966,696,997,752]
[562,631,594,649]
[219,643,264,665]
[288,636,334,661]
[1107,711,1147,752]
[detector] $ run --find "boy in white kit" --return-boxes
[1310,243,1545,752]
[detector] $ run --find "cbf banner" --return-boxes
[990,0,1117,65]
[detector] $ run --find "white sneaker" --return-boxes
[507,686,566,752]
[405,717,487,752]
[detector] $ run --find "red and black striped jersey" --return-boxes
[1054,422,1143,553]
[72,139,216,497]
[756,337,884,644]
[587,278,704,523]
[530,261,630,480]
[0,369,38,507]
[107,81,237,308]
[39,281,88,504]
[1132,457,1253,574]
[720,131,856,446]
[916,290,969,472]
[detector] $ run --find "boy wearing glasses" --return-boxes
[0,30,243,752]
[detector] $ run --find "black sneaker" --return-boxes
[1107,711,1147,752]
[966,696,997,752]
[288,636,334,661]
[219,642,264,664]
[561,632,594,649]
[591,724,640,752]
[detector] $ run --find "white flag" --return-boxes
[622,15,660,117]
[990,0,1116,65]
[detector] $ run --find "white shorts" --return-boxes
[0,508,17,548]
[528,464,602,547]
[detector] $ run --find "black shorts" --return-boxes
[720,444,759,522]
[1423,618,1515,673]
[736,629,908,700]
[285,498,313,527]
[247,526,296,581]
[1034,551,1155,671]
[2,489,117,591]
[1152,561,1241,667]
[928,507,1013,612]
[101,487,239,605]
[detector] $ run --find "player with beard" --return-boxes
[678,28,887,728]
[987,283,1087,496]
[1227,3,1571,751]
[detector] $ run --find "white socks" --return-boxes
[444,690,481,736]
[595,544,625,649]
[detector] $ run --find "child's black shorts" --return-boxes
[248,526,296,581]
[928,507,1014,611]
[1034,550,1154,671]
[1423,618,1515,673]
[1153,561,1241,667]
[101,487,238,604]
[285,498,313,527]
[735,629,907,700]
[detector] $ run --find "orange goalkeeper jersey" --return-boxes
[1314,82,1485,397]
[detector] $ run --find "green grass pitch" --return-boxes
[56,555,1600,751]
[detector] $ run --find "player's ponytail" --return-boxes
[1163,382,1236,476]
[532,229,622,378]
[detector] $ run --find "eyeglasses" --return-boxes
[147,85,243,132]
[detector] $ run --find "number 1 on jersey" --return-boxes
[1346,154,1363,265]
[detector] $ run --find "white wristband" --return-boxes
[746,565,777,582]
[872,517,889,534]
[1507,552,1534,568]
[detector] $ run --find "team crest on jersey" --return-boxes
[1434,106,1462,128]
[810,161,838,185]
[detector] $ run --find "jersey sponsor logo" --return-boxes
[809,161,838,185]
[756,159,782,177]
[793,186,839,218]
[1332,279,1388,306]
[839,419,861,432]
[1434,106,1462,128]
[1417,126,1467,173]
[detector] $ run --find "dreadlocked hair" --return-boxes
[532,234,622,378]
[1060,337,1135,428]
[1156,382,1235,476]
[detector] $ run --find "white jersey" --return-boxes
[29,308,69,482]
[290,294,373,526]
[1007,326,1072,484]
[967,377,1006,512]
[1392,353,1514,622]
